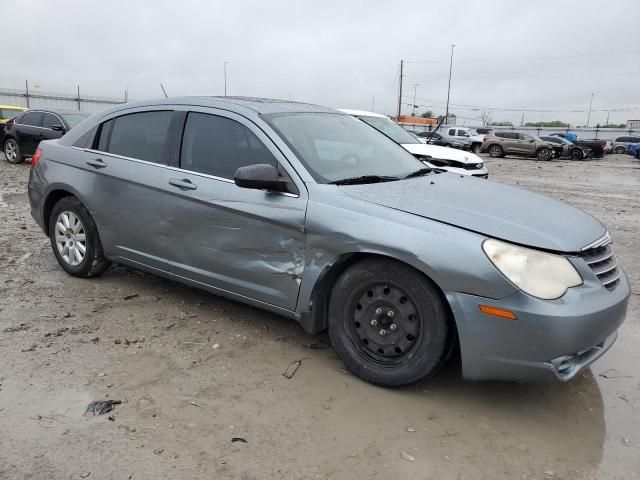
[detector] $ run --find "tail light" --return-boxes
[31,148,43,169]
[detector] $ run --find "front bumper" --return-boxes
[446,267,630,382]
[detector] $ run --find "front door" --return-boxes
[162,109,307,311]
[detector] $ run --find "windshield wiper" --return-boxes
[404,167,432,179]
[329,175,400,185]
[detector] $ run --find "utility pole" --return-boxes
[412,84,419,116]
[605,110,610,126]
[77,85,81,111]
[445,44,456,124]
[520,112,525,127]
[224,62,229,96]
[396,60,404,120]
[25,80,30,108]
[586,92,594,127]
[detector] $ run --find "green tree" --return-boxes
[420,111,433,118]
[489,120,513,127]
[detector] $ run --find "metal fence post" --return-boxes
[25,80,30,108]
[77,85,81,111]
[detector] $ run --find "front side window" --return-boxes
[21,112,44,127]
[266,112,424,184]
[107,111,172,163]
[42,113,62,129]
[180,112,277,179]
[448,128,456,136]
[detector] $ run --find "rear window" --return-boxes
[106,111,173,163]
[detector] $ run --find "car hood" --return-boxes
[401,143,482,164]
[341,173,605,252]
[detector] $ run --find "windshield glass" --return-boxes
[61,113,90,128]
[266,113,424,184]
[357,115,420,145]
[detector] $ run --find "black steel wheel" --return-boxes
[329,258,450,387]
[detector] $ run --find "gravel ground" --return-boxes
[0,153,638,480]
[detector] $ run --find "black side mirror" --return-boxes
[51,124,66,132]
[234,164,290,193]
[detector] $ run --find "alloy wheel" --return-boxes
[4,140,17,162]
[54,211,87,266]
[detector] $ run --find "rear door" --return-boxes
[82,109,178,271]
[521,134,537,155]
[15,111,44,155]
[162,108,307,311]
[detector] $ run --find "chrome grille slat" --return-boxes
[580,242,620,291]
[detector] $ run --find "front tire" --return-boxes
[3,138,23,164]
[488,144,503,158]
[537,147,552,161]
[570,148,583,160]
[471,143,482,154]
[328,259,450,387]
[49,196,110,277]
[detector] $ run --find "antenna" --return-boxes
[160,83,168,98]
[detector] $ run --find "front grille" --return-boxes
[581,243,620,291]
[462,163,483,170]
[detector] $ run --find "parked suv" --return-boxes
[609,135,640,154]
[481,131,555,161]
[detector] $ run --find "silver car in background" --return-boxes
[28,97,629,386]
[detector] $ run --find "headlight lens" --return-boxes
[482,238,582,300]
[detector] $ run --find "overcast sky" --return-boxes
[2,0,639,125]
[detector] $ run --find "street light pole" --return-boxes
[586,92,594,127]
[224,62,229,96]
[412,84,419,116]
[445,44,456,124]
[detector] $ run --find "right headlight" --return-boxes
[482,238,582,300]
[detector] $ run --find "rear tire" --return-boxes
[3,138,23,164]
[328,259,450,387]
[488,145,503,158]
[471,143,482,154]
[614,146,626,154]
[537,147,552,161]
[49,196,110,278]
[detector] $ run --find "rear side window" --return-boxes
[494,132,506,138]
[21,112,44,127]
[107,111,173,163]
[617,136,630,142]
[180,112,277,179]
[42,113,62,129]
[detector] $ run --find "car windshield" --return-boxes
[61,113,90,128]
[266,113,425,184]
[356,115,421,145]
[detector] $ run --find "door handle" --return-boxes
[86,158,107,169]
[169,178,197,190]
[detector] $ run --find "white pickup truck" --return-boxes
[442,126,486,153]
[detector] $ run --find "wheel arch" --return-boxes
[299,252,458,347]
[42,188,78,236]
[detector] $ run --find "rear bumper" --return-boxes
[446,267,630,382]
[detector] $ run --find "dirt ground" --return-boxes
[0,152,638,480]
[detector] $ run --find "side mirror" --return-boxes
[51,124,66,132]
[529,139,535,143]
[234,164,290,193]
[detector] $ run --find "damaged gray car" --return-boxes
[28,97,630,386]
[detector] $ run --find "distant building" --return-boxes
[627,119,640,129]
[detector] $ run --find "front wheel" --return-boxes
[537,147,552,161]
[3,138,23,164]
[49,196,111,277]
[488,145,503,158]
[328,259,450,387]
[614,146,626,154]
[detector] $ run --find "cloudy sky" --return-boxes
[2,0,639,125]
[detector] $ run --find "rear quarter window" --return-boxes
[73,126,99,148]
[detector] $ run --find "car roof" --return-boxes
[338,108,388,118]
[22,108,91,115]
[110,96,340,116]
